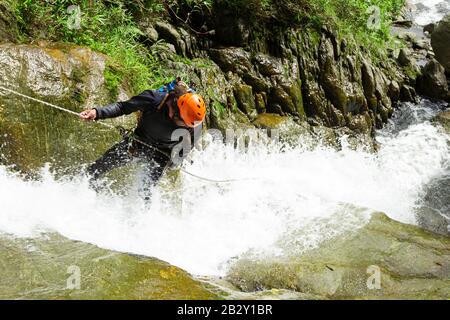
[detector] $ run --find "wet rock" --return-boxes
[228,213,450,299]
[432,110,450,132]
[417,59,450,101]
[388,80,401,102]
[254,93,266,113]
[392,20,413,28]
[347,113,373,135]
[0,43,132,172]
[398,48,414,67]
[209,47,252,76]
[416,204,449,236]
[423,23,436,35]
[252,113,288,129]
[361,61,376,102]
[400,85,417,102]
[242,73,269,93]
[0,43,117,105]
[269,87,296,114]
[154,21,186,56]
[234,84,255,115]
[431,14,450,72]
[253,53,283,77]
[0,234,216,299]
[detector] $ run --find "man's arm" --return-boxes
[80,90,166,121]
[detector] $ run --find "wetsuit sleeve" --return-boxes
[94,90,166,120]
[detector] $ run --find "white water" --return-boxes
[0,100,449,276]
[409,0,450,25]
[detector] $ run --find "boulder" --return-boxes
[398,48,413,67]
[416,59,450,101]
[139,22,159,43]
[432,110,450,133]
[253,53,283,77]
[252,113,313,145]
[209,47,252,76]
[400,85,417,102]
[154,21,186,56]
[0,43,132,172]
[431,14,450,73]
[233,84,255,115]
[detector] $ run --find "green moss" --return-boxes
[212,101,226,119]
[252,113,286,129]
[0,234,218,300]
[104,63,124,99]
[402,65,420,82]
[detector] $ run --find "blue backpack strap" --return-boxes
[158,78,196,93]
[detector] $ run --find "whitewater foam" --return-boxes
[410,0,450,25]
[0,100,448,275]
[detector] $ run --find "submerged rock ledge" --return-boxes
[0,234,217,300]
[227,212,450,300]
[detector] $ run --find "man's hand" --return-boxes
[79,109,97,121]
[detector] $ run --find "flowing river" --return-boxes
[0,99,448,277]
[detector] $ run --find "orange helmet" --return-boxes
[177,93,206,127]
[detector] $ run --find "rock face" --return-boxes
[227,213,450,299]
[144,11,413,134]
[207,27,408,131]
[431,14,450,73]
[0,234,216,299]
[0,42,116,106]
[0,42,133,172]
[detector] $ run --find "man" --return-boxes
[79,80,206,199]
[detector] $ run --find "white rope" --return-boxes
[0,85,256,184]
[0,85,115,129]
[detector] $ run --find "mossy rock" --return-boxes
[0,234,217,300]
[252,113,287,129]
[0,43,135,173]
[233,84,255,115]
[432,110,450,133]
[228,213,450,299]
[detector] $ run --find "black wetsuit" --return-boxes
[87,90,194,197]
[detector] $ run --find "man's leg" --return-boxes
[87,139,133,182]
[139,151,170,200]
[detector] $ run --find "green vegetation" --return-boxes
[4,0,405,93]
[7,0,167,94]
[171,0,405,54]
